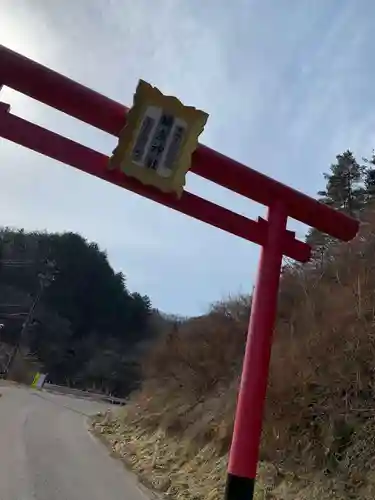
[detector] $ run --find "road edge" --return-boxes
[86,415,161,500]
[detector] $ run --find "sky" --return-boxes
[0,0,375,316]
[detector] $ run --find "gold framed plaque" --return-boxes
[109,80,208,198]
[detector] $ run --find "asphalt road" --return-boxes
[0,383,150,500]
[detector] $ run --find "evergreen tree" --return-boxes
[306,150,366,265]
[363,152,375,201]
[0,228,158,395]
[317,150,365,216]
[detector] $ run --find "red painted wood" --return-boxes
[0,107,310,262]
[228,201,287,479]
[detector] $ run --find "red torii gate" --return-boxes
[0,45,358,500]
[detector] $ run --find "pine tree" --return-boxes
[363,152,375,201]
[317,150,365,216]
[306,150,365,266]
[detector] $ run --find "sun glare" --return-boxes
[0,6,56,118]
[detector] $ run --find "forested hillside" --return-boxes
[93,150,375,500]
[0,229,164,396]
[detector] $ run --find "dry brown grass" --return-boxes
[94,210,375,499]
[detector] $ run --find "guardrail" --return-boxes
[43,383,127,405]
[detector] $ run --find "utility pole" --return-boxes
[4,260,57,378]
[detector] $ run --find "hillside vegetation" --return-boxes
[0,229,165,395]
[93,151,375,499]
